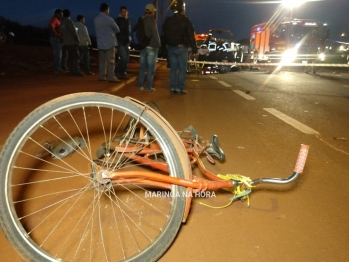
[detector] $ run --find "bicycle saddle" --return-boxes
[206,134,225,162]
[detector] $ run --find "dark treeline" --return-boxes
[0,16,50,45]
[0,16,98,47]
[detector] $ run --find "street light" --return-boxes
[282,0,305,17]
[282,0,305,8]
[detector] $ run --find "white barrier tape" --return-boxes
[188,60,349,68]
[91,48,348,67]
[92,49,168,61]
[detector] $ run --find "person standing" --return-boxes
[75,15,94,75]
[60,9,83,76]
[304,30,319,74]
[94,3,120,82]
[137,4,160,91]
[61,45,68,71]
[115,6,131,79]
[48,9,63,73]
[161,3,197,94]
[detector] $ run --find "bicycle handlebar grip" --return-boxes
[293,144,310,174]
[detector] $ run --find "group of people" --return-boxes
[48,2,197,94]
[136,2,197,93]
[48,4,131,80]
[48,9,93,76]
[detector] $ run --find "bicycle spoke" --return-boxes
[1,94,188,261]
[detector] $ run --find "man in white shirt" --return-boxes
[75,15,93,75]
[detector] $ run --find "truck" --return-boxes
[249,18,329,64]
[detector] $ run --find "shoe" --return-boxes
[99,78,107,81]
[178,90,187,94]
[170,90,177,94]
[118,75,130,80]
[70,72,84,77]
[138,87,144,91]
[108,77,121,82]
[54,68,64,73]
[116,74,129,80]
[146,88,155,92]
[86,72,94,75]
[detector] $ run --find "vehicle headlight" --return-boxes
[318,53,325,61]
[281,49,297,64]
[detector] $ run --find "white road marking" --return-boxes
[217,80,231,87]
[232,90,256,100]
[210,76,218,79]
[264,108,320,135]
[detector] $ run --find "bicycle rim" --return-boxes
[0,93,189,261]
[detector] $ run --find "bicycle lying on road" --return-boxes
[0,93,309,261]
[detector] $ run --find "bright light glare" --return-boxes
[318,53,325,61]
[282,0,305,8]
[281,48,297,64]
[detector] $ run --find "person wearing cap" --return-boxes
[94,3,121,82]
[137,3,161,92]
[161,2,197,94]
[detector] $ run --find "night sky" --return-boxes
[1,0,348,42]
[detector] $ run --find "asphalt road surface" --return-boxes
[0,61,348,261]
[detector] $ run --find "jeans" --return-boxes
[66,44,81,74]
[167,45,188,91]
[98,47,116,80]
[79,46,91,73]
[61,45,68,70]
[50,37,63,71]
[116,43,129,77]
[138,47,158,89]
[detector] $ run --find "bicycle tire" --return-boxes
[0,31,7,44]
[144,101,162,115]
[0,92,190,261]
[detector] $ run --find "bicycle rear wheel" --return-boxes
[0,93,190,261]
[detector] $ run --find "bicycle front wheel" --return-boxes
[0,93,190,261]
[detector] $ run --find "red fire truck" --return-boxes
[249,18,329,64]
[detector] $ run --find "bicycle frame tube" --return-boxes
[109,135,234,190]
[107,144,309,191]
[108,170,237,191]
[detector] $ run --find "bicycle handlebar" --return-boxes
[250,144,309,186]
[293,144,309,174]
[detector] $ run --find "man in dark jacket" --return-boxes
[60,9,83,76]
[162,2,197,94]
[115,6,131,79]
